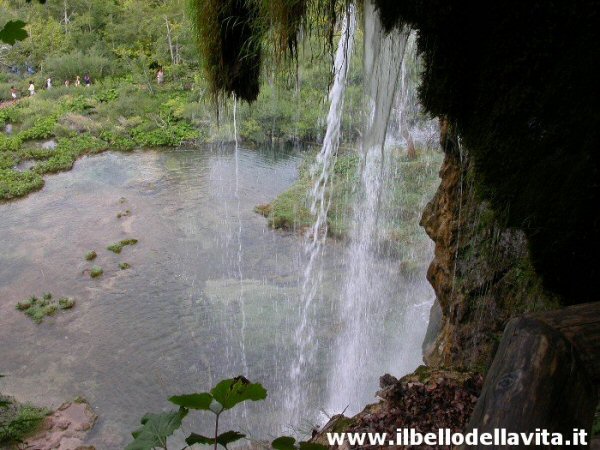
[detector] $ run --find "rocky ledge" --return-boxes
[23,399,97,450]
[312,367,482,449]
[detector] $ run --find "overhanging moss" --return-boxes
[373,0,599,304]
[188,0,263,102]
[188,0,350,101]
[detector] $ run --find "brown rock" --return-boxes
[24,400,97,450]
[420,137,561,370]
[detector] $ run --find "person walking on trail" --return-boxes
[156,67,164,84]
[75,75,81,87]
[83,74,91,87]
[46,77,52,89]
[10,86,18,99]
[64,79,70,87]
[28,81,35,96]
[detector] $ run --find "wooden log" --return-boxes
[465,305,599,449]
[532,302,600,386]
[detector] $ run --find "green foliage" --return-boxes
[85,251,97,261]
[259,147,442,266]
[131,122,197,147]
[119,262,131,270]
[0,20,28,45]
[130,377,268,450]
[272,436,327,450]
[107,238,138,254]
[90,266,103,278]
[16,295,59,323]
[261,151,358,235]
[126,409,188,450]
[58,297,75,309]
[43,50,119,82]
[17,116,58,141]
[186,430,245,448]
[0,398,48,445]
[0,106,20,126]
[169,377,267,413]
[0,169,44,200]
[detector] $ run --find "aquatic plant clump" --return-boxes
[119,262,131,270]
[58,298,76,309]
[90,266,104,278]
[116,210,131,219]
[15,294,75,323]
[84,251,97,261]
[107,238,138,254]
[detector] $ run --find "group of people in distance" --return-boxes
[10,66,166,100]
[10,74,92,99]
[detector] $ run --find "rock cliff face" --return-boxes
[420,126,561,370]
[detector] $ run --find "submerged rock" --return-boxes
[23,400,97,450]
[41,139,58,150]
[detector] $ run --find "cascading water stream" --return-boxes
[233,94,249,381]
[326,3,431,415]
[286,6,357,426]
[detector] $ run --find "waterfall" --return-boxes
[326,2,430,415]
[232,95,249,380]
[286,5,357,426]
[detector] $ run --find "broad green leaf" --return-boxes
[0,20,28,45]
[125,408,187,450]
[272,436,297,450]
[185,433,214,446]
[272,437,327,450]
[186,430,245,448]
[168,393,212,410]
[209,377,267,411]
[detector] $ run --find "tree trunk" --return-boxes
[165,16,175,65]
[465,303,600,449]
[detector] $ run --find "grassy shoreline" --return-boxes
[0,81,202,202]
[255,147,443,271]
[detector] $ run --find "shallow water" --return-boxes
[0,145,432,448]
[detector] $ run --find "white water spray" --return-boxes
[286,6,357,425]
[326,2,431,415]
[233,95,249,380]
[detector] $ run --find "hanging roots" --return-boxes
[189,0,263,102]
[189,0,354,102]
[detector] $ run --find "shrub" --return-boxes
[0,400,48,445]
[42,50,118,82]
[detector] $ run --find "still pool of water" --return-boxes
[0,145,351,448]
[0,144,434,449]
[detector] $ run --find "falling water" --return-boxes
[232,94,249,380]
[326,2,431,414]
[286,6,357,425]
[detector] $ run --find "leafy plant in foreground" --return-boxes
[127,377,327,450]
